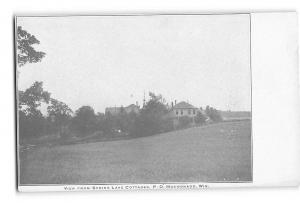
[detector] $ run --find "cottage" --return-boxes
[169,101,199,118]
[105,107,121,115]
[124,104,140,114]
[168,101,202,129]
[105,104,140,115]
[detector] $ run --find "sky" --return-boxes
[17,14,251,113]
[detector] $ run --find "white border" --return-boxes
[251,12,300,187]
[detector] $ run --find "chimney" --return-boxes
[175,100,177,105]
[171,102,174,108]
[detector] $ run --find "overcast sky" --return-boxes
[17,14,251,113]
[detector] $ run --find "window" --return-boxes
[176,110,178,115]
[181,110,183,115]
[193,109,196,115]
[188,109,191,114]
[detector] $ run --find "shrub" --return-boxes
[205,106,223,122]
[71,106,98,136]
[178,116,192,129]
[195,111,207,124]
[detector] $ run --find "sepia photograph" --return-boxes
[16,14,252,186]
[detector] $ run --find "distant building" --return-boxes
[168,101,207,129]
[169,101,199,118]
[124,104,140,114]
[105,104,140,115]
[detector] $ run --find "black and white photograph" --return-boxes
[16,14,252,187]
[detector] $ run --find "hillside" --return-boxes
[20,120,252,184]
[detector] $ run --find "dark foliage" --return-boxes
[17,81,225,145]
[71,106,98,136]
[132,92,170,137]
[18,81,51,142]
[17,26,46,67]
[47,99,73,138]
[19,110,46,143]
[178,116,192,129]
[205,105,223,122]
[19,81,50,115]
[195,111,207,124]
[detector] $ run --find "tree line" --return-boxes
[18,82,222,144]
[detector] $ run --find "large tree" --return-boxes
[19,81,50,116]
[47,99,73,137]
[17,26,46,67]
[47,99,73,120]
[205,106,223,122]
[134,92,170,136]
[18,81,50,141]
[17,27,47,113]
[17,27,47,143]
[195,111,207,124]
[71,106,97,136]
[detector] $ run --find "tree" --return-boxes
[71,106,97,136]
[134,92,169,136]
[95,112,106,131]
[205,105,210,114]
[103,111,115,133]
[178,116,192,129]
[47,99,73,120]
[19,81,50,116]
[18,81,50,142]
[47,99,73,137]
[126,111,139,134]
[17,26,46,67]
[195,111,207,125]
[205,106,223,122]
[17,26,47,140]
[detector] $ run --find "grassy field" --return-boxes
[19,120,252,184]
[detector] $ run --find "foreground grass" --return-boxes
[19,120,252,184]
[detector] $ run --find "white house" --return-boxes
[167,101,203,128]
[169,101,199,118]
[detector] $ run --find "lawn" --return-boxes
[19,120,252,184]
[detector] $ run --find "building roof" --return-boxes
[105,104,139,115]
[126,104,139,108]
[105,107,121,112]
[173,101,198,109]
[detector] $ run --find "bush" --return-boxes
[178,116,192,129]
[130,92,169,137]
[205,106,223,122]
[161,118,174,133]
[19,110,47,144]
[71,106,98,136]
[195,112,207,124]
